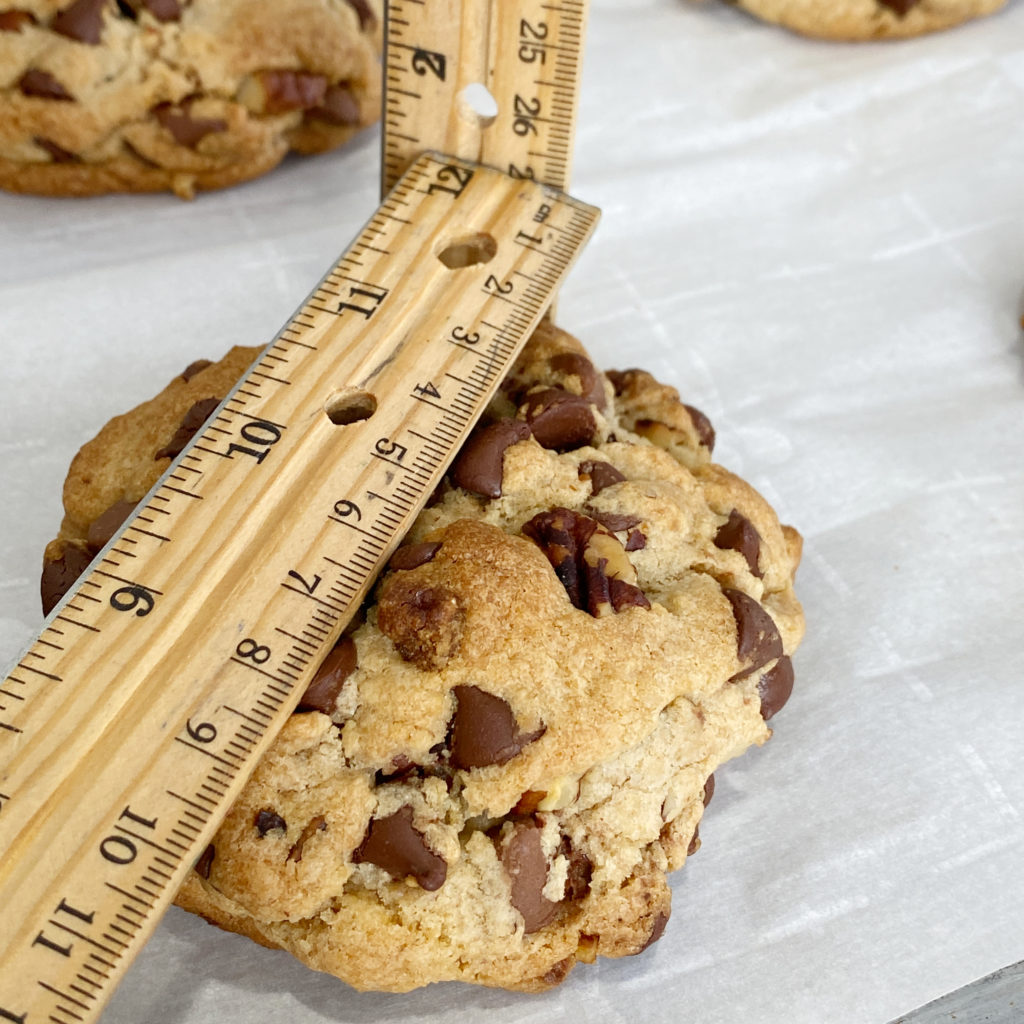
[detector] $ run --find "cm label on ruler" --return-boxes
[0,155,598,1024]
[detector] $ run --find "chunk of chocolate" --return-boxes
[352,806,447,890]
[154,396,220,460]
[558,836,592,901]
[521,387,596,452]
[52,0,107,43]
[0,10,36,30]
[376,579,464,670]
[588,511,641,534]
[255,809,287,837]
[683,403,715,452]
[638,911,669,952]
[388,540,441,571]
[34,136,78,163]
[522,508,650,617]
[624,529,646,552]
[180,358,211,382]
[86,498,137,552]
[141,0,180,21]
[40,543,92,616]
[450,419,531,499]
[687,826,701,857]
[878,0,919,13]
[255,70,327,114]
[758,655,794,721]
[344,0,375,29]
[501,822,558,933]
[154,101,227,148]
[540,956,575,987]
[578,459,625,495]
[19,69,73,101]
[449,685,544,770]
[714,509,763,579]
[297,637,357,715]
[548,352,607,410]
[605,368,637,397]
[722,588,783,681]
[306,83,361,125]
[703,772,715,807]
[286,815,326,863]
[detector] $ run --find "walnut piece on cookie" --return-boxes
[42,322,805,992]
[709,0,1006,40]
[0,0,382,198]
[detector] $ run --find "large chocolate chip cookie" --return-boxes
[0,0,381,198]
[42,322,805,991]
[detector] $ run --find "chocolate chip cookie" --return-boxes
[714,0,1005,39]
[0,0,381,198]
[42,323,805,992]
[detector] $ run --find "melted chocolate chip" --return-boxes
[154,396,220,460]
[758,655,794,721]
[286,815,326,862]
[723,588,783,681]
[624,529,646,552]
[548,352,606,410]
[352,806,447,890]
[86,498,137,552]
[257,70,327,114]
[714,509,763,579]
[578,459,625,495]
[501,822,558,933]
[344,0,375,29]
[0,10,36,30]
[154,102,227,147]
[449,685,544,770]
[639,911,669,952]
[180,358,211,382]
[41,543,92,616]
[703,773,715,806]
[297,637,357,715]
[307,83,361,125]
[255,809,287,837]
[878,0,919,13]
[450,420,531,499]
[605,368,636,397]
[521,387,597,452]
[389,541,441,571]
[34,136,79,163]
[19,69,73,101]
[683,403,715,452]
[559,836,592,901]
[687,826,701,856]
[141,0,180,21]
[588,511,641,533]
[52,0,107,43]
[194,843,215,878]
[376,579,464,670]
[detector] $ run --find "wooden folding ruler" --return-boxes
[0,2,592,1021]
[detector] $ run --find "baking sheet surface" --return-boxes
[2,2,1023,1021]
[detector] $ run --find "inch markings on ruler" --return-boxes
[0,154,598,1024]
[382,0,589,194]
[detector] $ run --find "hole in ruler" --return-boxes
[436,232,497,270]
[457,83,498,128]
[324,387,377,425]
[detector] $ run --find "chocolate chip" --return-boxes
[588,511,641,534]
[687,826,701,856]
[578,459,625,495]
[449,685,544,770]
[714,509,763,579]
[638,911,669,952]
[141,0,180,21]
[540,956,575,987]
[522,508,650,617]
[703,773,715,806]
[19,70,73,101]
[34,137,79,163]
[52,0,107,43]
[559,836,592,901]
[878,0,919,13]
[548,352,607,410]
[344,0,375,30]
[501,821,558,933]
[624,529,646,552]
[286,815,326,863]
[605,369,636,397]
[306,83,361,125]
[194,843,215,878]
[352,806,447,890]
[154,101,227,148]
[40,543,92,616]
[0,10,36,30]
[154,396,220,460]
[683,403,715,452]
[180,358,211,382]
[758,655,794,721]
[297,637,357,715]
[258,71,327,113]
[388,541,441,571]
[255,809,287,837]
[376,579,464,671]
[450,420,532,498]
[723,588,783,681]
[86,498,137,552]
[521,387,596,452]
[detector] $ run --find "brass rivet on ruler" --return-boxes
[457,83,498,128]
[323,387,377,425]
[436,232,498,270]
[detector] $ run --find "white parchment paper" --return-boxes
[2,2,1023,1021]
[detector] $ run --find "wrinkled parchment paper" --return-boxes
[2,1,1023,1021]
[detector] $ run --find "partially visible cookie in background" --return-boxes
[711,0,1006,39]
[0,0,381,198]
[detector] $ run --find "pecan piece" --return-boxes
[376,579,464,670]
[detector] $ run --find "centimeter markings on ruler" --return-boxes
[0,153,599,1024]
[382,0,589,195]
